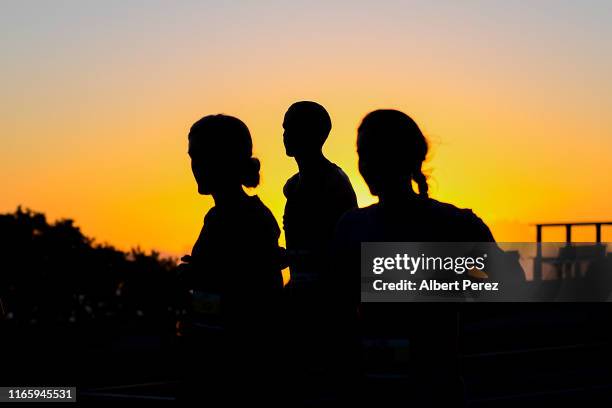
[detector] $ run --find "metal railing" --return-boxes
[533,222,612,280]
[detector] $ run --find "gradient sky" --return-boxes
[2,0,612,256]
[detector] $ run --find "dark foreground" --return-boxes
[4,303,612,407]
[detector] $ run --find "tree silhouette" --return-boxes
[0,207,182,333]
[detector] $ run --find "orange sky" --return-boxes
[2,2,611,256]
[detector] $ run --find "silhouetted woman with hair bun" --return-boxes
[181,114,283,403]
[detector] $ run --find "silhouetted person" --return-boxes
[281,101,357,400]
[334,109,500,244]
[181,114,283,403]
[283,101,357,288]
[332,109,520,406]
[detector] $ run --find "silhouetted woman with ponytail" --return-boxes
[339,109,495,242]
[333,109,503,406]
[181,114,283,403]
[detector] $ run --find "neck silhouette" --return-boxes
[212,186,248,207]
[378,184,419,205]
[295,151,327,174]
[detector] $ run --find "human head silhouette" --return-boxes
[188,114,260,195]
[357,109,429,198]
[283,101,332,158]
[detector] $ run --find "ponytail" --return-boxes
[412,165,429,198]
[242,157,261,187]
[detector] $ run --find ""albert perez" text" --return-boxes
[373,279,499,292]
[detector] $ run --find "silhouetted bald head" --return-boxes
[283,101,332,157]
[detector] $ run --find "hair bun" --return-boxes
[242,157,261,187]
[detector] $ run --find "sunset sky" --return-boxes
[2,1,611,256]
